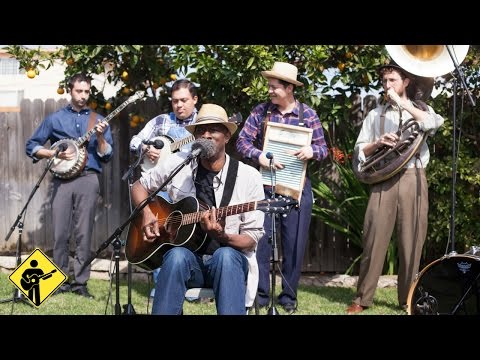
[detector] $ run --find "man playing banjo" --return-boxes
[25,73,114,298]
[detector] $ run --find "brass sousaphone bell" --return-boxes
[385,45,470,78]
[353,45,470,184]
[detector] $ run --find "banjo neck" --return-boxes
[76,91,145,146]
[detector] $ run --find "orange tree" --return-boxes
[8,44,480,273]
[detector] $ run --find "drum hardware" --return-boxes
[413,287,438,315]
[466,246,480,256]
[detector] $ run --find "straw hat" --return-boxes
[185,103,237,135]
[261,62,304,86]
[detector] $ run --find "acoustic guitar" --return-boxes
[125,195,296,271]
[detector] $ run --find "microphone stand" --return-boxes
[119,147,147,315]
[267,155,280,315]
[81,152,198,315]
[445,45,476,254]
[0,153,59,307]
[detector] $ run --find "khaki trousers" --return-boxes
[353,168,428,307]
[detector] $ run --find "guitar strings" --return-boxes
[153,202,257,227]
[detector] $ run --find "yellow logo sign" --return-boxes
[9,248,67,307]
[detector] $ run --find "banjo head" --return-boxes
[50,139,86,179]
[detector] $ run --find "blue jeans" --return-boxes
[152,246,249,315]
[150,267,161,298]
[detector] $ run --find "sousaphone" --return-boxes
[353,45,469,185]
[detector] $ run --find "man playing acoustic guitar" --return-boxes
[130,103,266,315]
[129,79,198,299]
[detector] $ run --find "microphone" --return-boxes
[143,139,164,149]
[266,152,274,169]
[54,143,68,157]
[190,138,216,160]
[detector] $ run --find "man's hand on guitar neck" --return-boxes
[200,207,228,242]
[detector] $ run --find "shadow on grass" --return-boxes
[298,284,403,314]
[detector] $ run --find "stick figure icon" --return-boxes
[20,260,56,306]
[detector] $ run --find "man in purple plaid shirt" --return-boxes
[236,62,328,313]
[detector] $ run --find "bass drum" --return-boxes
[407,253,480,315]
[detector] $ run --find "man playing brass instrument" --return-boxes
[346,61,444,314]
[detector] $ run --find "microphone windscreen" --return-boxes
[192,138,216,159]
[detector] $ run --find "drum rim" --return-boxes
[407,253,480,315]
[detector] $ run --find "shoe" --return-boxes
[71,286,94,299]
[257,302,269,309]
[346,303,365,314]
[53,285,71,296]
[281,303,296,314]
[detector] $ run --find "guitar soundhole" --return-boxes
[165,211,182,240]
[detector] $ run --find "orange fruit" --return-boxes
[121,71,129,81]
[345,52,353,59]
[362,74,370,86]
[27,69,36,79]
[89,101,98,110]
[129,121,138,128]
[122,87,131,95]
[169,74,177,81]
[131,115,140,123]
[57,87,65,95]
[337,63,345,72]
[105,102,112,110]
[66,57,75,66]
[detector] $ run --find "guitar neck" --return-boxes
[182,201,258,225]
[170,134,195,152]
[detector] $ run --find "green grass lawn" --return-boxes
[0,271,405,315]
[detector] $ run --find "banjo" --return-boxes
[50,91,144,179]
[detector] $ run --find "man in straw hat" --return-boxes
[131,103,265,315]
[346,61,444,314]
[236,61,328,313]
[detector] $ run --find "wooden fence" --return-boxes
[0,96,373,274]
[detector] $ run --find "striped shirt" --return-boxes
[236,100,328,164]
[129,109,197,153]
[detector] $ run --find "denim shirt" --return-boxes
[25,105,114,173]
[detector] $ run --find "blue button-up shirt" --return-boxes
[25,104,113,173]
